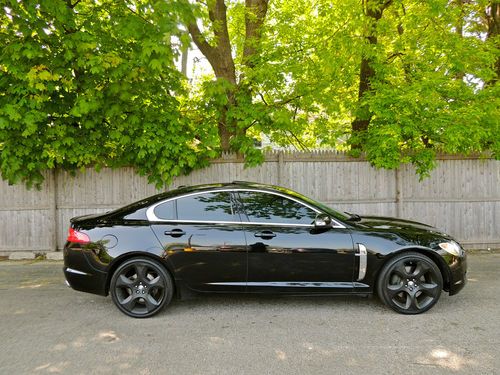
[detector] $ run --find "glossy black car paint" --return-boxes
[64,182,467,312]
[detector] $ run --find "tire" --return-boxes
[377,252,443,314]
[110,257,174,318]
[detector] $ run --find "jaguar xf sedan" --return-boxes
[64,181,467,318]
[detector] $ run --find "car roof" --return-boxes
[157,181,286,199]
[107,181,288,218]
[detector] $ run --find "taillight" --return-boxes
[67,228,90,244]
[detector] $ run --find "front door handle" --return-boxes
[164,229,186,238]
[254,230,276,239]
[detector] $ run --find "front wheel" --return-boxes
[110,257,174,318]
[377,252,443,314]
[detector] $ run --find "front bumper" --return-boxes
[447,252,467,296]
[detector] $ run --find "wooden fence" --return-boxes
[0,151,498,254]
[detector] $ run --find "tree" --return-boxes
[357,0,500,174]
[251,0,499,174]
[1,0,498,188]
[0,0,216,187]
[184,0,269,154]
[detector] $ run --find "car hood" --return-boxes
[353,215,454,243]
[356,216,435,231]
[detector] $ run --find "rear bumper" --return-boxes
[64,246,108,296]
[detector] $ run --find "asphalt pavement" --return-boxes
[0,254,499,375]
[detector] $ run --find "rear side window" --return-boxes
[153,200,175,220]
[238,191,317,225]
[176,192,237,222]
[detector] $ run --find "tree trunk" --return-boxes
[187,0,236,150]
[351,0,392,145]
[218,107,232,151]
[187,0,268,151]
[486,2,500,85]
[243,0,269,68]
[352,56,376,133]
[455,0,465,81]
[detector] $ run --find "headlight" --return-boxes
[439,241,462,256]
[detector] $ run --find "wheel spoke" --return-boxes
[412,262,430,279]
[419,282,439,296]
[405,291,420,311]
[386,283,405,297]
[115,274,134,288]
[144,294,160,312]
[147,275,164,289]
[134,264,148,283]
[119,295,138,311]
[392,262,409,278]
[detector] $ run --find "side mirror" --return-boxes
[314,213,332,227]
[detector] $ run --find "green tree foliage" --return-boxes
[186,0,498,177]
[354,0,500,175]
[0,0,217,187]
[0,0,498,187]
[255,0,499,173]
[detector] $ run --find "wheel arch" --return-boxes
[374,247,451,294]
[105,252,177,296]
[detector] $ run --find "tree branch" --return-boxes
[276,94,303,106]
[187,0,236,83]
[287,129,309,151]
[66,0,81,9]
[187,22,217,62]
[257,92,268,105]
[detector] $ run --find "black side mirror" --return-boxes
[314,213,332,227]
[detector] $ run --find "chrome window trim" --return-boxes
[148,219,314,227]
[146,188,346,229]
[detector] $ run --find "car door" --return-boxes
[236,190,356,294]
[149,191,247,292]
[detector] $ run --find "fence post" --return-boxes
[277,151,284,185]
[51,168,58,251]
[395,166,403,218]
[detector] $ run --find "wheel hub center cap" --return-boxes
[408,281,415,287]
[134,284,147,294]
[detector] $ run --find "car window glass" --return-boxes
[238,191,316,224]
[153,200,175,220]
[177,192,237,221]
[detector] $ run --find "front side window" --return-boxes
[237,191,317,225]
[176,192,237,222]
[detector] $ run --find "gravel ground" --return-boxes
[0,254,499,375]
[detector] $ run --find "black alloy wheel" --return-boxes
[377,252,443,314]
[110,257,173,318]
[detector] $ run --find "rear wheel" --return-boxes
[377,252,443,314]
[110,257,173,318]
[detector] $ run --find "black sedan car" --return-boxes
[64,181,467,317]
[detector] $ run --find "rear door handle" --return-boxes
[254,231,276,239]
[164,229,186,238]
